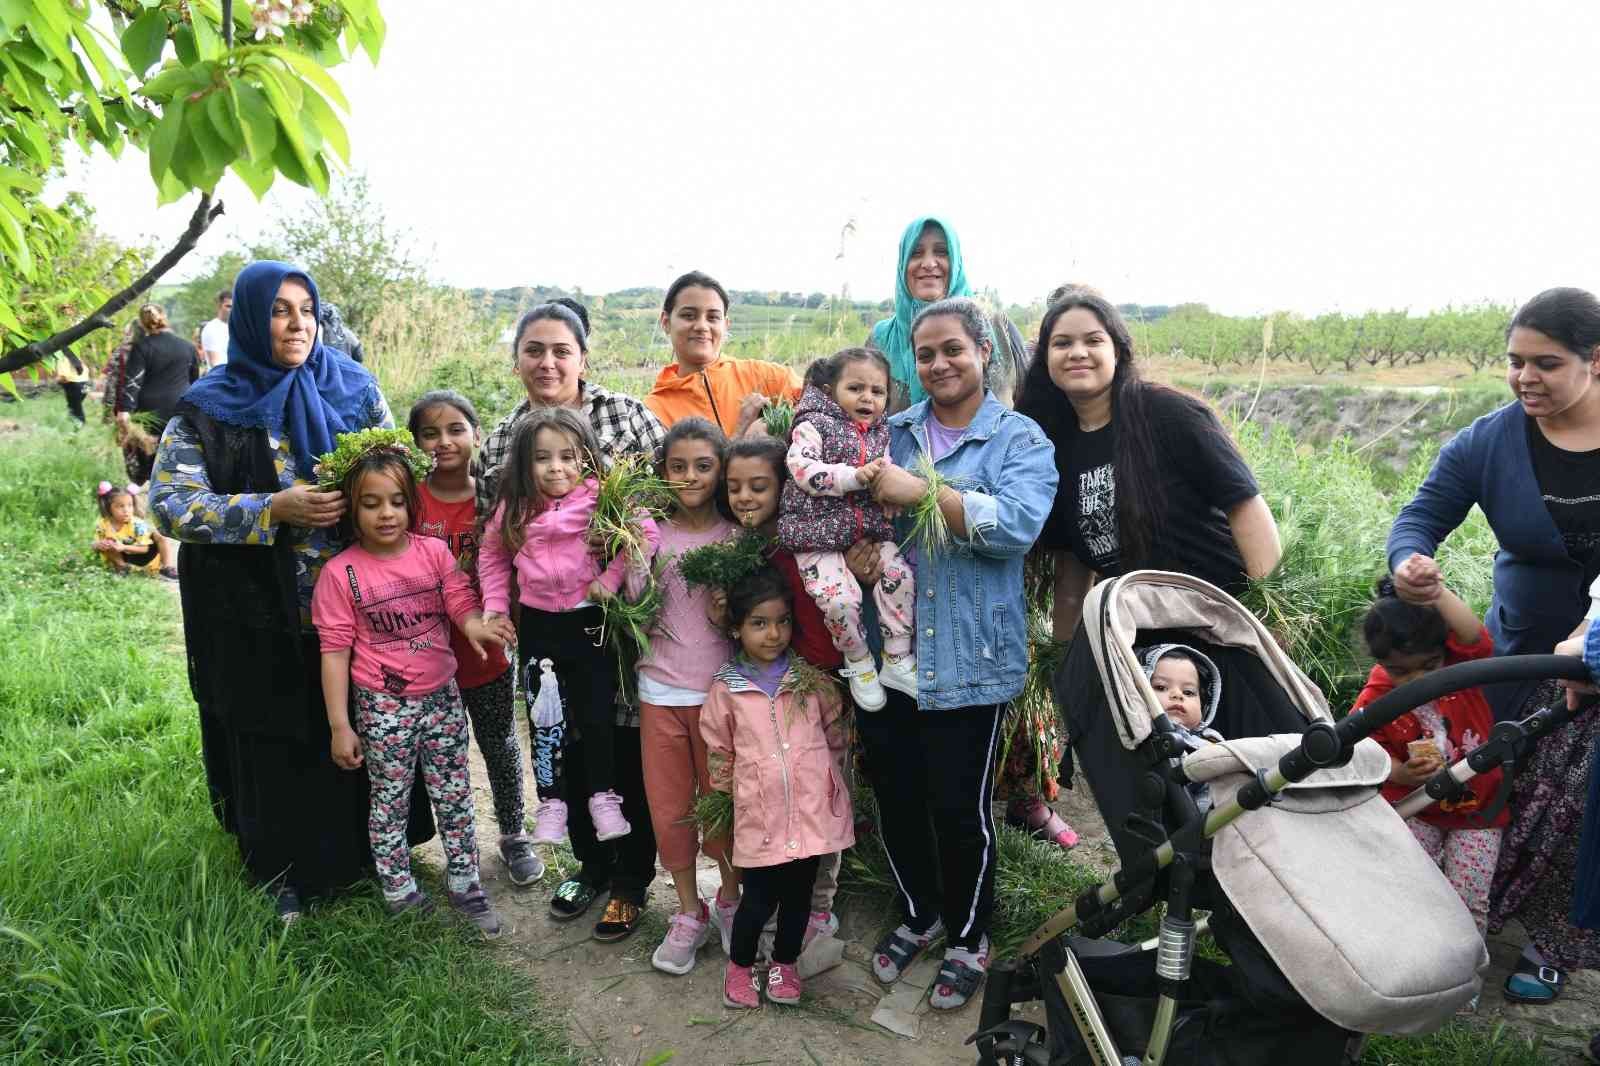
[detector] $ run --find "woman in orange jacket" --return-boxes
[644,271,800,437]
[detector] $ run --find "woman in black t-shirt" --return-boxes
[1015,288,1281,641]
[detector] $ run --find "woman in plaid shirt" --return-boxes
[472,300,667,943]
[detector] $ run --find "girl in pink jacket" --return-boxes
[479,408,660,847]
[700,568,854,1009]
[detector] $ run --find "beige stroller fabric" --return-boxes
[1086,572,1488,1034]
[1199,736,1487,1033]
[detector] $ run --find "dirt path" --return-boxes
[418,725,1598,1064]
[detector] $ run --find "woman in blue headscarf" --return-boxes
[867,216,1030,412]
[150,261,434,922]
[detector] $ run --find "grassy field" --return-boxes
[0,398,576,1065]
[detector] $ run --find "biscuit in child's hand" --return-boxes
[1407,738,1442,763]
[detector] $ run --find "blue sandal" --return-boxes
[1504,958,1564,1004]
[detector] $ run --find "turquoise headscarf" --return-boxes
[869,216,972,404]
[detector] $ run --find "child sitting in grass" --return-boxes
[91,481,169,577]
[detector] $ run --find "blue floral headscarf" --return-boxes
[181,260,375,473]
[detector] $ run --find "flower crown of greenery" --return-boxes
[314,428,434,491]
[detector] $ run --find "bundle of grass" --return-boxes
[690,788,734,841]
[589,454,678,696]
[313,427,433,490]
[601,567,666,703]
[999,611,1070,796]
[762,397,796,440]
[901,452,967,556]
[676,529,770,591]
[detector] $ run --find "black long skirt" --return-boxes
[197,650,436,900]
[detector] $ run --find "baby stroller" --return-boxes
[970,570,1587,1066]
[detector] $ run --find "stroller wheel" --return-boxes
[965,1020,1048,1064]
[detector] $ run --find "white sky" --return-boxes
[55,0,1600,316]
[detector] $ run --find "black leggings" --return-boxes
[730,856,821,967]
[518,604,617,802]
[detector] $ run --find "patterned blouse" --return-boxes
[148,388,393,628]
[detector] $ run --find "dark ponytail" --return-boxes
[1362,576,1449,661]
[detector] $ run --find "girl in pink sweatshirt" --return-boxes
[478,407,660,846]
[701,567,854,1010]
[312,442,512,935]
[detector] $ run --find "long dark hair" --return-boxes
[657,416,727,514]
[1362,577,1448,661]
[336,449,422,544]
[718,436,788,523]
[1016,288,1164,565]
[491,406,602,555]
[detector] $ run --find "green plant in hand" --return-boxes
[762,398,796,439]
[677,529,770,592]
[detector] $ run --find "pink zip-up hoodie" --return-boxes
[478,478,660,615]
[699,658,855,869]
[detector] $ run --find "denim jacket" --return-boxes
[888,392,1058,711]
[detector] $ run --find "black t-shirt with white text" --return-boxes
[1039,387,1260,593]
[1526,418,1600,592]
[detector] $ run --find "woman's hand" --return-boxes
[733,392,770,438]
[1556,632,1599,708]
[269,484,347,528]
[1393,553,1442,604]
[844,538,884,585]
[1388,752,1443,788]
[330,726,363,770]
[871,464,930,509]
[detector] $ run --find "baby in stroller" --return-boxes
[1140,643,1225,813]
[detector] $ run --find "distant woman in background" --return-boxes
[643,270,800,437]
[867,216,1029,413]
[117,304,198,487]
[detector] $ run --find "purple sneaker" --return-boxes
[530,799,568,845]
[447,883,505,940]
[588,790,631,842]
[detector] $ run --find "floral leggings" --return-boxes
[353,682,480,900]
[1408,820,1501,934]
[796,543,915,661]
[460,668,525,838]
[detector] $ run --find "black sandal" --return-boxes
[592,897,643,942]
[929,954,987,1010]
[871,918,943,984]
[548,878,600,921]
[1503,957,1564,1004]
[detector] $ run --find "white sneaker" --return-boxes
[840,656,886,711]
[878,653,918,699]
[651,903,712,975]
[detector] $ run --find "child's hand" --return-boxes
[330,726,363,770]
[1393,554,1442,605]
[483,613,517,648]
[587,580,612,603]
[92,538,115,552]
[1389,752,1442,788]
[855,458,886,486]
[706,587,728,628]
[460,616,507,661]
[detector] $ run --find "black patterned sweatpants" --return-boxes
[460,668,527,838]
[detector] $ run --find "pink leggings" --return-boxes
[1408,820,1501,934]
[796,542,915,661]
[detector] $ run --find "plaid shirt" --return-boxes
[471,380,667,727]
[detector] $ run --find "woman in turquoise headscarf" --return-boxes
[862,218,1074,850]
[867,216,1030,413]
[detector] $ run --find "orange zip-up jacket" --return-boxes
[644,356,801,436]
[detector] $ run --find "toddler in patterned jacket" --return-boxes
[777,348,916,712]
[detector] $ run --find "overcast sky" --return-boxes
[56,1,1600,315]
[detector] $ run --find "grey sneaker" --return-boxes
[448,883,505,940]
[499,834,545,886]
[384,889,434,917]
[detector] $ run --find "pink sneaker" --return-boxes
[713,891,740,955]
[588,790,631,842]
[1011,796,1079,850]
[802,910,839,950]
[723,960,760,1009]
[530,798,568,845]
[765,961,802,1004]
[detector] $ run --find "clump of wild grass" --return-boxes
[762,398,795,439]
[901,452,965,555]
[690,789,734,840]
[677,529,769,591]
[998,612,1069,795]
[588,451,676,561]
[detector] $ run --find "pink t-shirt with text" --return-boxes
[312,534,482,698]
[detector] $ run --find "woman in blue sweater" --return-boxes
[1387,286,1600,1004]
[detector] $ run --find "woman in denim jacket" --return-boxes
[854,297,1058,1010]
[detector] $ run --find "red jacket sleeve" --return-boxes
[1445,624,1494,663]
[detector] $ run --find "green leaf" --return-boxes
[183,98,230,181]
[154,166,188,205]
[232,82,277,161]
[231,154,275,198]
[0,193,33,275]
[71,22,128,98]
[191,11,221,62]
[252,66,320,192]
[147,97,186,183]
[298,87,348,163]
[0,166,43,193]
[72,54,107,131]
[0,373,18,401]
[0,297,21,333]
[205,88,242,151]
[121,10,168,76]
[172,24,197,67]
[262,46,349,111]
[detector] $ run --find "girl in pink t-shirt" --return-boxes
[312,441,512,934]
[630,417,741,978]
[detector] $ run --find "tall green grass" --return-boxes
[0,398,575,1065]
